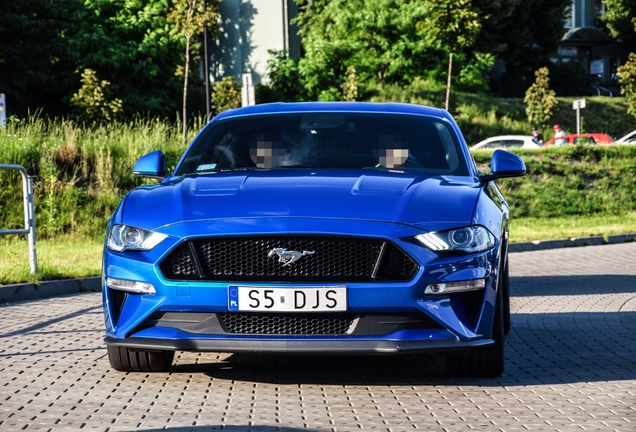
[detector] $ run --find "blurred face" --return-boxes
[250,135,286,168]
[374,134,409,168]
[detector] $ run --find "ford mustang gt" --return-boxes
[102,102,525,377]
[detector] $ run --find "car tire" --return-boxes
[502,256,511,335]
[445,271,505,378]
[107,345,174,372]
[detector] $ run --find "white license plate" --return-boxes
[228,286,347,312]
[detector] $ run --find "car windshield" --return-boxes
[574,137,595,144]
[176,113,469,176]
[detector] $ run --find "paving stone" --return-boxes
[1,243,636,431]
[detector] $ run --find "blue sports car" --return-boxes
[102,102,525,377]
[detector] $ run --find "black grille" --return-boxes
[159,235,419,282]
[219,313,355,335]
[160,242,198,277]
[135,312,443,336]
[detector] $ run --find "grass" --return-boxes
[1,107,635,285]
[473,145,636,219]
[0,234,103,285]
[375,86,635,145]
[511,213,636,243]
[0,116,187,239]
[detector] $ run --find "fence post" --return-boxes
[0,164,37,274]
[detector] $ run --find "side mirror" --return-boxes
[480,149,526,182]
[133,150,167,180]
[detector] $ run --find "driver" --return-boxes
[250,134,286,168]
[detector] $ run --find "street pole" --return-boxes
[572,99,586,135]
[203,0,211,121]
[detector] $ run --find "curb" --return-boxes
[0,276,101,304]
[2,234,636,304]
[508,232,636,253]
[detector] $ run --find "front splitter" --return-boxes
[104,336,493,355]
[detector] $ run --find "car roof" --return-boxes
[213,102,450,121]
[179,102,480,178]
[545,133,613,144]
[617,129,636,142]
[559,133,610,138]
[477,135,534,142]
[472,135,535,148]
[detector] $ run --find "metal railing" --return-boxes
[0,164,37,274]
[595,85,613,97]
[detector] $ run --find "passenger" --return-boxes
[373,134,424,168]
[553,124,566,146]
[531,127,544,145]
[374,134,410,168]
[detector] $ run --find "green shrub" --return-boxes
[617,52,636,120]
[70,69,123,123]
[212,77,242,115]
[524,67,558,128]
[1,110,635,243]
[0,116,186,240]
[374,87,633,144]
[473,145,636,219]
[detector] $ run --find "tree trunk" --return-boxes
[445,52,453,111]
[182,35,191,143]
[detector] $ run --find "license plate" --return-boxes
[228,286,347,312]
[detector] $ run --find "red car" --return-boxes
[545,133,614,146]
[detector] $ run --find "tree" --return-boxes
[211,77,242,115]
[617,52,636,119]
[602,0,636,51]
[342,66,359,101]
[456,52,495,94]
[294,0,441,101]
[169,0,220,142]
[263,50,306,102]
[417,0,481,110]
[70,69,123,123]
[548,60,595,96]
[524,67,558,127]
[484,0,571,96]
[0,0,81,116]
[69,0,186,118]
[471,0,519,55]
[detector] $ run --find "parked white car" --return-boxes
[471,135,543,150]
[616,130,636,144]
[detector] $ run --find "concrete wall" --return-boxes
[211,0,300,85]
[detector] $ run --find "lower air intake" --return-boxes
[219,313,355,335]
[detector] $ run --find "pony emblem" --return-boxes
[268,248,315,266]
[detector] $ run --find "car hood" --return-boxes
[121,170,481,231]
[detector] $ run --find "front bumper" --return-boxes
[102,218,503,352]
[104,335,494,354]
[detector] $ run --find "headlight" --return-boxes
[416,226,495,253]
[106,224,167,252]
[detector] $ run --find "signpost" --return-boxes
[0,93,6,128]
[241,73,255,107]
[572,98,586,134]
